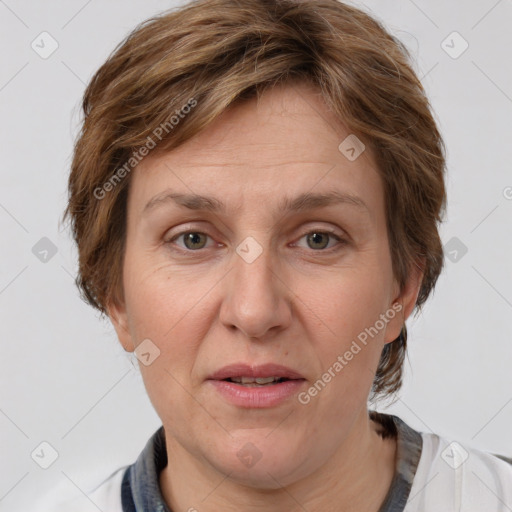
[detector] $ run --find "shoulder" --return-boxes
[31,466,128,512]
[406,431,512,511]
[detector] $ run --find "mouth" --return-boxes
[207,363,305,383]
[221,376,299,387]
[206,363,306,407]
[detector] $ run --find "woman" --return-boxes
[57,0,511,510]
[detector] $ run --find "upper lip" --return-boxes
[207,363,305,381]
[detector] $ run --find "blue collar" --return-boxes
[121,411,423,512]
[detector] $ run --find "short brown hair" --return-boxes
[63,0,446,400]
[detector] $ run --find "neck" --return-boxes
[159,409,397,512]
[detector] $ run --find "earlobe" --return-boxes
[106,299,135,353]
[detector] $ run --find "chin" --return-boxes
[205,437,314,489]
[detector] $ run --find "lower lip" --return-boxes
[208,379,306,408]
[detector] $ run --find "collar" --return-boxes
[121,410,423,512]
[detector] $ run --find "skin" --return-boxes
[109,81,423,512]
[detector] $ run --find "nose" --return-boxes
[219,237,292,340]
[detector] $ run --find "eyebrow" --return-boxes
[142,190,369,217]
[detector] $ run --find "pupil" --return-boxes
[185,232,205,249]
[309,232,327,249]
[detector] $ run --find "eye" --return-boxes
[166,231,215,251]
[294,229,346,252]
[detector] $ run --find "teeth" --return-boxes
[254,377,278,384]
[230,376,280,384]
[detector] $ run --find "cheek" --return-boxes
[129,287,205,356]
[125,277,206,426]
[297,264,392,397]
[308,265,392,340]
[124,250,208,337]
[123,266,207,386]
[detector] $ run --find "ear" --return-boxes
[107,297,135,353]
[384,258,424,344]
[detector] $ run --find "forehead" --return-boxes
[154,82,354,164]
[128,82,383,218]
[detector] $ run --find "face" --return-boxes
[109,81,421,488]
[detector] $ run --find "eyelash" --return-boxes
[165,228,347,255]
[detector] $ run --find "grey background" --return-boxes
[1,0,511,509]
